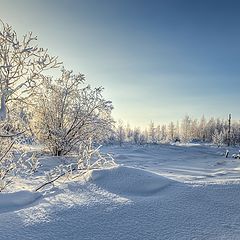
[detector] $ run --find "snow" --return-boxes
[0,191,41,214]
[85,166,175,197]
[1,144,240,239]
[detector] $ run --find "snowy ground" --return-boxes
[1,143,240,240]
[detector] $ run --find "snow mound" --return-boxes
[86,166,175,197]
[0,191,41,213]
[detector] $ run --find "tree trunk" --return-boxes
[227,114,231,147]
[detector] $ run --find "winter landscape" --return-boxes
[1,0,240,240]
[1,143,240,240]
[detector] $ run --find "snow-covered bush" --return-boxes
[0,109,40,192]
[77,140,116,170]
[36,140,116,191]
[31,68,114,156]
[0,133,40,192]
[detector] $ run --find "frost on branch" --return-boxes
[31,68,114,156]
[0,20,61,120]
[212,129,225,147]
[77,140,116,170]
[36,140,117,191]
[0,115,40,192]
[0,135,40,192]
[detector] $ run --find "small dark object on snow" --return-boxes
[225,150,229,158]
[174,138,180,143]
[232,150,240,159]
[232,154,240,159]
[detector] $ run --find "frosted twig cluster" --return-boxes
[36,140,117,191]
[0,138,40,192]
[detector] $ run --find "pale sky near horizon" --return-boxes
[1,0,240,127]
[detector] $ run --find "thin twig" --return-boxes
[0,130,26,138]
[0,140,14,162]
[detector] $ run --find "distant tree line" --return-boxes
[108,115,240,147]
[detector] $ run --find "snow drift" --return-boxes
[85,166,176,197]
[1,144,240,240]
[0,191,41,213]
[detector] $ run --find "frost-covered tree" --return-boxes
[181,115,192,143]
[116,120,126,146]
[161,124,167,142]
[205,118,216,142]
[190,119,199,140]
[155,124,161,143]
[125,123,133,142]
[133,127,141,145]
[0,20,60,120]
[212,129,225,147]
[175,121,180,141]
[143,128,149,143]
[139,131,147,145]
[31,68,113,156]
[231,122,240,146]
[198,115,207,142]
[108,114,240,146]
[167,122,175,142]
[148,121,157,144]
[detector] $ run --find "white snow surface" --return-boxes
[0,191,41,213]
[85,166,174,197]
[1,144,240,239]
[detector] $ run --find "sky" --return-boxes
[0,0,240,127]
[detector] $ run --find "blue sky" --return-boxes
[1,0,240,126]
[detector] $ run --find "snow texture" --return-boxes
[85,166,174,197]
[1,144,240,239]
[0,191,41,214]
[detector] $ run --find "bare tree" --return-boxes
[180,115,192,143]
[227,113,231,146]
[31,68,113,156]
[116,120,126,146]
[0,20,60,120]
[133,127,141,145]
[148,121,157,144]
[212,129,225,147]
[167,121,175,142]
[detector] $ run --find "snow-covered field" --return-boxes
[1,143,240,240]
